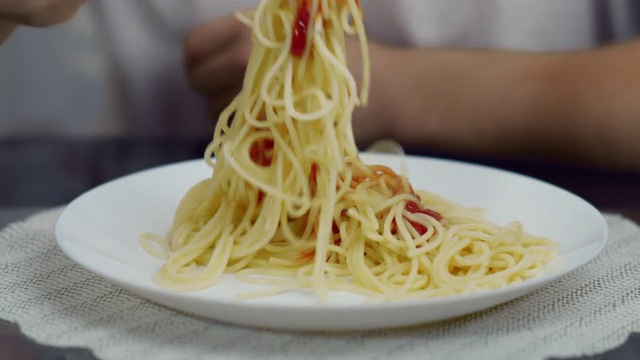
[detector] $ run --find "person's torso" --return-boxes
[1,0,638,137]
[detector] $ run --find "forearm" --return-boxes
[379,43,640,170]
[532,42,640,170]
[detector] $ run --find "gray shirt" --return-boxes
[0,0,638,138]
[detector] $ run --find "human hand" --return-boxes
[184,13,392,145]
[184,15,253,118]
[0,0,85,43]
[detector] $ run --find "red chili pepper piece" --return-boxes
[407,220,428,236]
[309,162,318,196]
[249,138,275,167]
[402,201,442,236]
[299,248,315,262]
[405,201,443,221]
[332,221,339,234]
[291,0,311,57]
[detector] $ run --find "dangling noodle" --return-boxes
[140,0,558,301]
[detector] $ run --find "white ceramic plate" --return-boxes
[55,153,608,331]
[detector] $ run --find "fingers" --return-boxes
[188,46,248,94]
[184,15,250,69]
[184,15,252,118]
[208,85,242,118]
[0,0,86,28]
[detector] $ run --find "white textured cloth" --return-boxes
[1,208,639,360]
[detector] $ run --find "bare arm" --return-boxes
[358,41,640,171]
[183,16,640,171]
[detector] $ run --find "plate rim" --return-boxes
[54,153,610,312]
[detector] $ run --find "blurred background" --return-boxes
[0,0,639,214]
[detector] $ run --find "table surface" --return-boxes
[3,137,640,209]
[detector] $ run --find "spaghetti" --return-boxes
[140,0,558,301]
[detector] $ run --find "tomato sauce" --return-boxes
[291,0,311,57]
[249,138,275,166]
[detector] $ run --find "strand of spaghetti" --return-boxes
[260,47,289,108]
[313,24,359,109]
[268,123,313,204]
[405,226,446,258]
[158,207,234,289]
[164,205,228,272]
[294,0,319,80]
[229,191,260,238]
[230,199,282,258]
[235,11,254,26]
[140,0,559,302]
[253,0,282,49]
[312,165,338,301]
[225,252,257,273]
[347,230,390,293]
[347,0,369,104]
[221,142,307,206]
[283,58,334,122]
[138,233,169,260]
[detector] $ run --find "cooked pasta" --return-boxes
[140,0,558,301]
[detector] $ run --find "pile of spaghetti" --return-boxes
[141,0,558,301]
